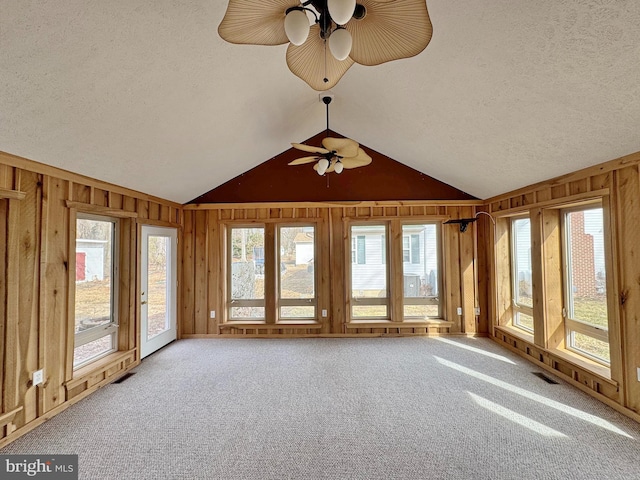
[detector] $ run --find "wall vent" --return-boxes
[532,372,559,384]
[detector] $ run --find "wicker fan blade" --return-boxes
[218,0,300,46]
[292,143,330,154]
[287,25,355,90]
[288,156,320,166]
[346,0,433,66]
[321,137,359,158]
[341,148,372,169]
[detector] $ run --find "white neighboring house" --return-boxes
[76,239,107,282]
[351,224,439,296]
[293,232,314,265]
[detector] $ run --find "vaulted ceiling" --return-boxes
[2,1,639,204]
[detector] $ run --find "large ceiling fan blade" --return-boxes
[218,0,299,46]
[346,0,433,66]
[321,137,359,158]
[341,148,372,169]
[286,25,355,90]
[292,143,330,154]
[288,156,319,166]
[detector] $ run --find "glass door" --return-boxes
[140,226,177,358]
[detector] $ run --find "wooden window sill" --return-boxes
[346,320,453,329]
[495,324,534,343]
[495,325,612,384]
[219,322,322,330]
[67,349,136,390]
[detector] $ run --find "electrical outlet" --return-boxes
[456,307,462,315]
[33,369,44,386]
[210,310,216,319]
[474,307,480,316]
[322,309,327,317]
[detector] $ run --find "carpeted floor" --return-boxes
[2,337,640,479]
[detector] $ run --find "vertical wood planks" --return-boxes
[541,209,564,350]
[330,208,345,333]
[181,210,195,334]
[0,200,6,410]
[615,166,640,411]
[193,210,208,333]
[39,177,69,413]
[15,173,41,425]
[207,211,220,334]
[459,206,476,333]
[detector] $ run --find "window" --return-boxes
[352,235,366,264]
[74,215,118,368]
[403,224,441,318]
[228,226,265,320]
[563,205,610,364]
[511,216,533,332]
[226,223,319,323]
[278,225,316,320]
[350,224,389,318]
[403,234,421,264]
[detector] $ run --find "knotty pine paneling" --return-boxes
[181,202,481,337]
[0,151,181,448]
[484,151,640,423]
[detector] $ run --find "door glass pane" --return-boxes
[147,235,170,340]
[403,224,440,318]
[230,227,265,319]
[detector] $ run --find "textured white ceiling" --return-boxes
[1,0,639,203]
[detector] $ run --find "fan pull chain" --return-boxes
[323,39,328,84]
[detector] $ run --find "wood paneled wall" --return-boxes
[483,151,640,422]
[0,152,181,447]
[181,201,484,337]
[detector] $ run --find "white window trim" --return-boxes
[227,225,266,321]
[74,213,119,369]
[561,203,610,365]
[277,224,318,321]
[510,216,534,332]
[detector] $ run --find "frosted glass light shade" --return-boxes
[328,0,356,25]
[317,158,330,175]
[334,161,344,174]
[329,28,352,61]
[284,10,310,46]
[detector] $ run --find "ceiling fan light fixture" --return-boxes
[328,0,356,26]
[329,27,352,61]
[334,160,344,174]
[284,9,310,46]
[317,158,330,175]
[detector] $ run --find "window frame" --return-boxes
[510,215,534,333]
[401,221,443,319]
[276,223,318,322]
[73,213,119,369]
[349,222,390,320]
[561,202,610,365]
[226,224,267,322]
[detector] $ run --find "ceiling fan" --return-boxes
[288,95,372,175]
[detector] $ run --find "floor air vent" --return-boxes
[113,372,136,384]
[532,372,559,384]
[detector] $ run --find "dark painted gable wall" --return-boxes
[189,130,476,203]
